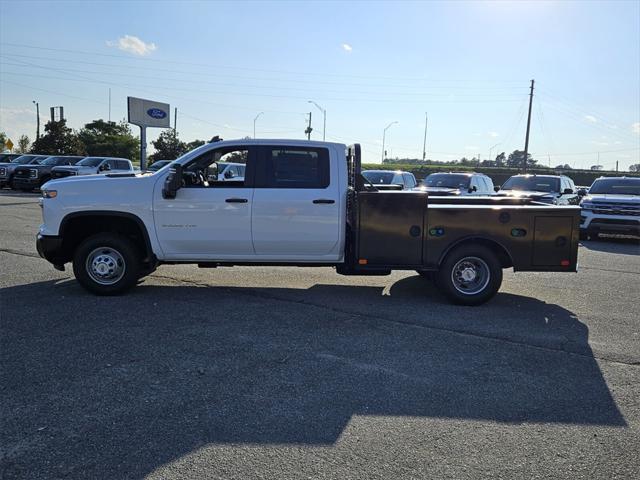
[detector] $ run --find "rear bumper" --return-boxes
[36,233,65,269]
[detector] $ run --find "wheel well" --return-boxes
[60,213,153,264]
[440,237,513,269]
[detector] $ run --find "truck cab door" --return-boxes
[251,146,342,260]
[153,146,256,260]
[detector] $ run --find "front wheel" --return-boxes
[73,233,141,295]
[435,245,503,306]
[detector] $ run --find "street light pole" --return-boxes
[381,121,398,163]
[32,100,40,140]
[253,112,264,139]
[308,100,326,141]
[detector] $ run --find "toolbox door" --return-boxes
[532,216,573,266]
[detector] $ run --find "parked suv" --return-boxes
[0,154,50,189]
[580,177,639,239]
[418,172,494,196]
[51,157,133,179]
[12,156,84,191]
[497,174,579,205]
[361,170,417,190]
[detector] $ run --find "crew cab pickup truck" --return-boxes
[13,156,85,191]
[36,140,580,305]
[51,156,133,178]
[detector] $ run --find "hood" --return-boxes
[418,186,462,196]
[584,194,640,203]
[497,190,555,198]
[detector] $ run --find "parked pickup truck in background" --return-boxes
[36,140,580,305]
[51,156,133,178]
[13,156,85,191]
[580,177,640,239]
[497,174,580,205]
[0,154,50,189]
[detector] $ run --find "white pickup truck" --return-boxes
[36,139,580,305]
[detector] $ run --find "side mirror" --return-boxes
[563,188,573,195]
[578,188,587,196]
[99,163,111,171]
[224,170,234,179]
[468,186,477,193]
[494,186,500,192]
[162,164,183,199]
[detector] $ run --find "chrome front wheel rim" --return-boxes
[86,247,126,285]
[451,256,490,295]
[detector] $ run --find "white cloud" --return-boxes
[632,122,640,135]
[584,115,597,123]
[341,43,353,53]
[464,145,479,150]
[106,35,157,56]
[590,140,609,146]
[488,131,499,138]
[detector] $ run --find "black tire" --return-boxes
[73,233,141,295]
[435,245,503,306]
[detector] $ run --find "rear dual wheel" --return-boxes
[435,245,503,306]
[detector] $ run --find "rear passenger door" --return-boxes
[251,146,341,260]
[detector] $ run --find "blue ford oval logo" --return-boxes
[147,108,167,119]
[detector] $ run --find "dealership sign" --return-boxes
[127,96,170,128]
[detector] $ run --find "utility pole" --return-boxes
[422,112,428,161]
[616,160,619,172]
[174,107,177,133]
[523,79,535,174]
[305,112,313,140]
[382,121,398,163]
[108,88,111,123]
[32,101,40,140]
[253,112,263,139]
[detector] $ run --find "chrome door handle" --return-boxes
[313,199,335,204]
[225,198,248,203]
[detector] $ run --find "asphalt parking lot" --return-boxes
[1,190,639,480]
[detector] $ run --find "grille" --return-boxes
[15,169,30,178]
[53,170,75,178]
[589,203,640,216]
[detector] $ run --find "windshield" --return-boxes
[11,156,36,164]
[77,157,104,167]
[589,178,640,196]
[501,176,560,193]
[424,173,470,189]
[149,160,171,170]
[362,171,397,184]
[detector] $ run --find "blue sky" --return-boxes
[1,0,639,169]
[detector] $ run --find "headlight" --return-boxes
[581,201,594,210]
[29,169,38,178]
[536,196,555,204]
[41,189,58,199]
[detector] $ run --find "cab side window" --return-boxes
[260,147,329,189]
[184,147,250,188]
[484,176,494,193]
[403,173,416,189]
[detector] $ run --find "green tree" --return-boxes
[506,150,537,169]
[495,152,506,167]
[78,119,139,161]
[149,129,187,161]
[186,139,206,151]
[0,131,7,149]
[17,135,30,153]
[629,163,640,172]
[30,120,85,155]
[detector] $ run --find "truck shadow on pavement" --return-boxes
[0,277,627,479]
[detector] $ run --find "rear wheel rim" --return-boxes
[86,247,126,285]
[451,256,490,295]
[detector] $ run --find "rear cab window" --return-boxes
[257,147,330,189]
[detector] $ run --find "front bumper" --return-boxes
[580,211,640,236]
[36,233,65,270]
[13,177,40,189]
